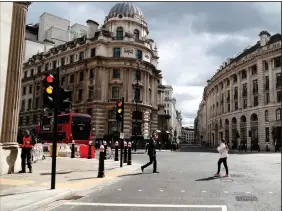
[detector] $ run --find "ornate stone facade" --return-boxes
[19,2,163,141]
[197,31,282,151]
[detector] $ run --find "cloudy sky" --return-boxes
[26,1,281,127]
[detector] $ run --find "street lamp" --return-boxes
[133,60,140,151]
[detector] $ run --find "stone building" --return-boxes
[19,2,164,141]
[181,127,195,143]
[196,31,282,150]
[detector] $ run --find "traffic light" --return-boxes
[116,100,124,121]
[58,87,72,112]
[42,73,56,109]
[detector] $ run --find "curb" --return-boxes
[13,190,75,211]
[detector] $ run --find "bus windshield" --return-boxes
[72,116,91,140]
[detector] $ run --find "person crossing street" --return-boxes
[141,130,159,173]
[214,138,229,177]
[19,130,35,173]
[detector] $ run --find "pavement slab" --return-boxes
[48,152,281,211]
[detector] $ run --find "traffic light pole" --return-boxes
[51,68,59,189]
[120,97,124,168]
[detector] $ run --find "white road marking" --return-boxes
[181,190,185,192]
[224,191,229,194]
[64,202,228,211]
[138,189,142,192]
[117,189,122,191]
[202,190,207,193]
[268,192,273,194]
[246,192,251,194]
[159,189,164,192]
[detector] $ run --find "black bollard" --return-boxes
[103,140,107,160]
[114,141,119,161]
[97,145,105,178]
[88,141,92,159]
[127,141,132,165]
[71,140,75,158]
[123,141,127,163]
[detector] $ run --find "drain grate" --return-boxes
[236,196,258,201]
[64,195,84,201]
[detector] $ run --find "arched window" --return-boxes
[134,29,139,40]
[276,108,281,121]
[116,27,123,40]
[265,110,269,122]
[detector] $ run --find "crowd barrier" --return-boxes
[32,143,44,163]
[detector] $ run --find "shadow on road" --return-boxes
[0,188,49,197]
[118,172,152,177]
[195,176,220,181]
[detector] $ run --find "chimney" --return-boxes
[259,30,271,47]
[86,19,99,39]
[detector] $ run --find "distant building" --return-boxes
[181,127,195,143]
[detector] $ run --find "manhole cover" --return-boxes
[236,196,258,201]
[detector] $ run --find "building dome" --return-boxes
[108,2,145,20]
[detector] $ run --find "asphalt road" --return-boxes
[48,151,281,211]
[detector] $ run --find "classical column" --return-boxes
[1,2,31,147]
[237,73,241,109]
[247,68,252,108]
[268,59,274,103]
[257,59,264,106]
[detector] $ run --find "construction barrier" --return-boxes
[57,143,70,157]
[32,143,44,162]
[49,144,59,157]
[79,144,95,158]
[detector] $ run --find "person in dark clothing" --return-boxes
[19,130,35,173]
[141,130,159,173]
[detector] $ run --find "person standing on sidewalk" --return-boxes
[141,130,159,173]
[19,130,35,173]
[214,138,229,177]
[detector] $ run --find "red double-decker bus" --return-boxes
[38,113,92,145]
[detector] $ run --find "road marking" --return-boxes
[224,191,229,194]
[138,189,142,192]
[202,190,207,193]
[159,189,164,192]
[181,190,185,192]
[64,202,228,211]
[117,189,122,191]
[268,192,273,194]
[246,192,251,194]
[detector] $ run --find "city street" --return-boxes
[46,151,281,211]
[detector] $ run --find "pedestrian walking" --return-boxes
[19,130,35,173]
[141,130,159,173]
[214,138,229,177]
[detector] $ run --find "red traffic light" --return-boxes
[117,102,122,107]
[46,75,54,83]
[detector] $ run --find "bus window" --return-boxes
[72,116,91,140]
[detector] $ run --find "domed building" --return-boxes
[196,31,282,151]
[19,2,164,143]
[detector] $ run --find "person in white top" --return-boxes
[214,138,229,177]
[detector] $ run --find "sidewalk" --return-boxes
[0,154,141,211]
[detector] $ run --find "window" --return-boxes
[135,70,141,81]
[254,96,258,107]
[226,79,230,86]
[70,74,74,83]
[276,73,282,88]
[234,87,238,100]
[265,76,269,90]
[30,69,34,76]
[134,88,140,101]
[276,108,281,121]
[22,87,26,95]
[265,110,269,122]
[265,127,269,142]
[78,89,83,101]
[29,85,32,94]
[108,110,116,119]
[88,86,94,99]
[243,99,247,109]
[91,48,96,57]
[251,65,257,75]
[53,60,57,69]
[28,99,32,110]
[234,101,238,110]
[37,66,41,73]
[19,117,23,126]
[108,121,118,134]
[136,50,142,60]
[36,83,40,91]
[227,104,230,112]
[274,56,281,68]
[253,80,258,94]
[265,93,270,104]
[61,76,66,86]
[35,97,39,109]
[79,52,84,60]
[45,63,48,71]
[242,83,247,97]
[233,75,237,83]
[241,70,247,79]
[79,71,84,81]
[113,48,121,57]
[112,87,120,99]
[33,115,37,124]
[116,27,123,40]
[277,91,282,102]
[263,61,269,71]
[134,29,140,40]
[227,90,230,102]
[113,69,120,78]
[24,71,27,78]
[132,121,142,135]
[70,55,74,63]
[21,100,25,111]
[89,69,94,79]
[26,116,30,125]
[61,58,65,66]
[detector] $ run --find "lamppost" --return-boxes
[133,60,140,151]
